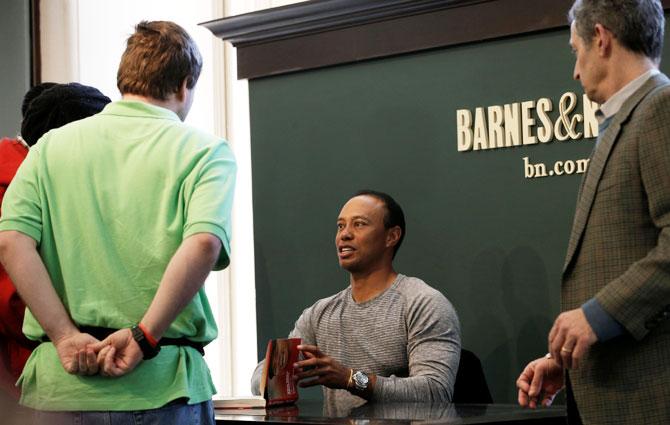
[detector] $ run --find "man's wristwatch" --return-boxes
[131,325,161,360]
[351,370,369,391]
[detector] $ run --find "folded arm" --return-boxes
[0,230,100,375]
[94,232,222,376]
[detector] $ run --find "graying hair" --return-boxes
[568,0,664,60]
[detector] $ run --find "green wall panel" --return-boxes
[249,26,670,402]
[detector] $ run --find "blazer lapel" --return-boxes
[562,73,670,274]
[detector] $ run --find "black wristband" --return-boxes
[131,325,161,360]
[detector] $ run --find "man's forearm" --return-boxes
[140,233,222,340]
[0,230,78,342]
[374,374,451,402]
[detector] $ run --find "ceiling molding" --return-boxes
[202,0,486,47]
[202,0,670,80]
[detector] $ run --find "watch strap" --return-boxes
[131,324,161,360]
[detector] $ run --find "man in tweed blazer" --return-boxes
[517,1,670,424]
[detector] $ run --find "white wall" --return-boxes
[218,0,307,395]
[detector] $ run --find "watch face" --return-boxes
[353,371,369,390]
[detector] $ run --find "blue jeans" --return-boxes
[31,399,214,425]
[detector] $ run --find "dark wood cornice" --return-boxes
[202,0,487,46]
[202,0,670,80]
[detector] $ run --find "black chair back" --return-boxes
[452,348,493,404]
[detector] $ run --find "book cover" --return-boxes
[259,337,301,406]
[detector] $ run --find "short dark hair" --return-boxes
[117,21,202,100]
[568,0,664,61]
[353,190,406,259]
[21,83,111,146]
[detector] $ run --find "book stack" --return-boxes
[213,396,267,416]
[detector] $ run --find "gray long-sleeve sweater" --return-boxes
[251,274,461,405]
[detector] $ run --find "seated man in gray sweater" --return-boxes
[251,190,461,405]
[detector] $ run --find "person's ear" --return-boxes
[386,226,402,249]
[176,78,190,102]
[594,23,613,57]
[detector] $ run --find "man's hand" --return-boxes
[516,356,564,408]
[53,332,101,375]
[90,328,143,377]
[293,344,350,389]
[548,308,598,369]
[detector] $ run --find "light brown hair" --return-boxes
[117,21,202,100]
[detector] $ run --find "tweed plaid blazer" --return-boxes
[562,73,670,424]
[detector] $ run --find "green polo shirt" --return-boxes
[0,100,236,410]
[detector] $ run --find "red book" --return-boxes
[260,338,301,406]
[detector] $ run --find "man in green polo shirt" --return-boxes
[0,21,236,424]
